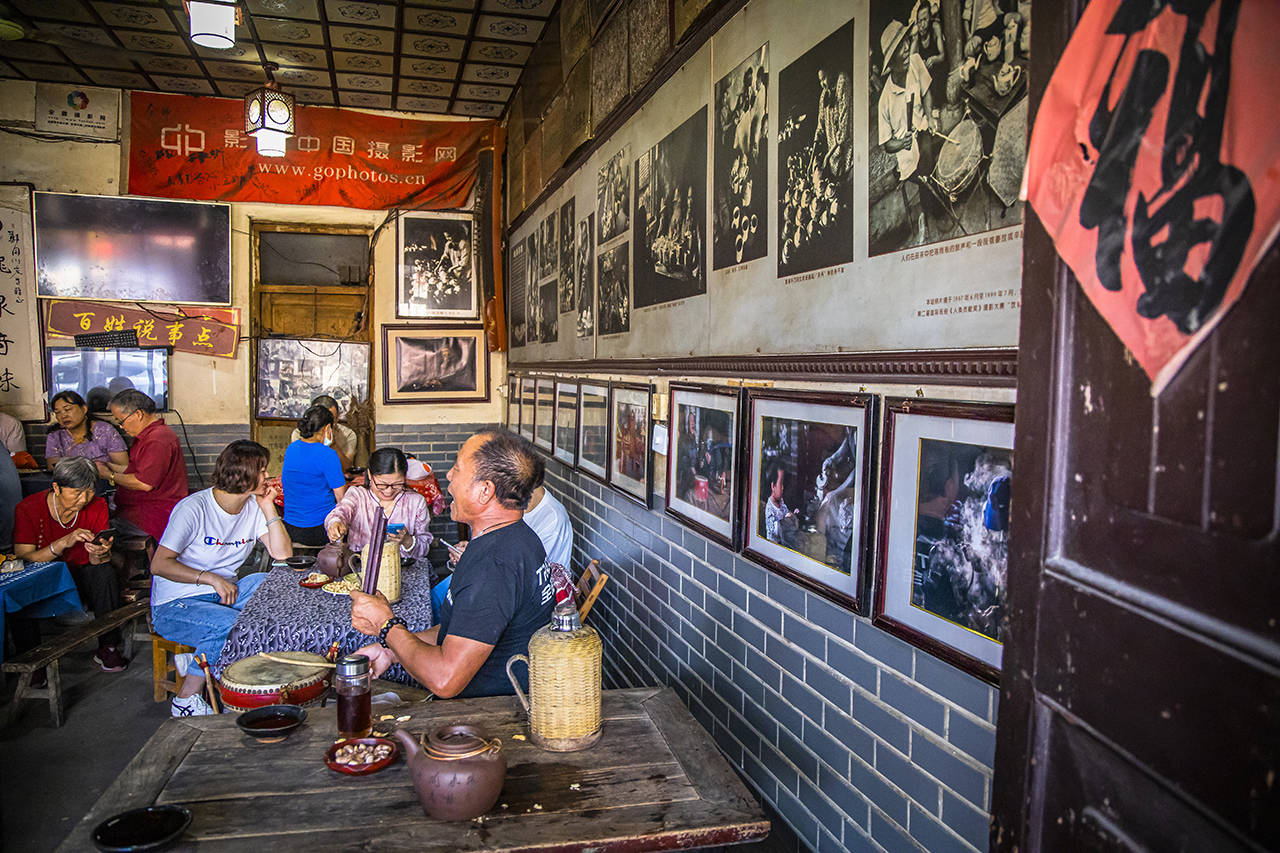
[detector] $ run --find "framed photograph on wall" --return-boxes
[396,211,479,320]
[533,375,556,452]
[519,375,536,441]
[381,325,488,404]
[608,382,652,507]
[506,372,521,432]
[256,338,370,420]
[666,383,743,548]
[874,399,1015,684]
[742,389,875,612]
[577,381,610,482]
[553,380,579,466]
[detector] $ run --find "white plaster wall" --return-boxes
[0,78,501,427]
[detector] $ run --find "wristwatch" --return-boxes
[378,616,408,648]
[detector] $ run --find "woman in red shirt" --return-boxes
[13,457,124,672]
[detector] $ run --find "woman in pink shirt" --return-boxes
[324,447,433,562]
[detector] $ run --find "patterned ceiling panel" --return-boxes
[0,0,545,118]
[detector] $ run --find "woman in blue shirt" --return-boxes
[281,405,347,545]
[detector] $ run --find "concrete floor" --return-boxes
[0,637,170,852]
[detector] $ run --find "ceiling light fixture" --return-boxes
[244,73,295,158]
[187,1,238,50]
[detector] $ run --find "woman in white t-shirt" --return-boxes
[150,440,293,716]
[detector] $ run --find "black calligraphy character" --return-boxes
[0,332,10,357]
[0,294,11,316]
[1130,0,1253,334]
[1078,0,1255,335]
[0,368,17,393]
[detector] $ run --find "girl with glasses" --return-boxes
[324,447,433,562]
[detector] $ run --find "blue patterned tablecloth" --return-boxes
[0,561,83,665]
[215,562,434,686]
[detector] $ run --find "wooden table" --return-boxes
[57,687,769,851]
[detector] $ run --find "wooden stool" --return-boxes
[151,634,194,703]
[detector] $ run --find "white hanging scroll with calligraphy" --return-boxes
[0,184,46,420]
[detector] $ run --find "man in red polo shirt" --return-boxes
[97,389,189,541]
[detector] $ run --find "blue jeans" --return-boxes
[431,576,451,623]
[151,573,267,667]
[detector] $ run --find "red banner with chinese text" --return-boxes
[1025,0,1280,395]
[127,92,497,211]
[46,300,240,358]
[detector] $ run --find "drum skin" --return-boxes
[218,652,331,712]
[934,118,983,198]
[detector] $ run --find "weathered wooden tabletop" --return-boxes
[57,687,769,851]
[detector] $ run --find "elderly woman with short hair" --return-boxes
[12,457,124,672]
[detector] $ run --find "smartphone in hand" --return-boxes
[92,530,114,544]
[386,523,407,535]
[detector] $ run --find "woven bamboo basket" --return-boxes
[358,542,402,603]
[506,623,602,751]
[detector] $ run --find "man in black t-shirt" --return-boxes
[351,430,554,698]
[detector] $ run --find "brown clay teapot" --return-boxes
[393,725,506,821]
[314,541,354,579]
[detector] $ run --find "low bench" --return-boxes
[2,598,149,727]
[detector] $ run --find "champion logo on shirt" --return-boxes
[203,536,255,546]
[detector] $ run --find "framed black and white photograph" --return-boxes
[538,211,558,280]
[576,212,596,338]
[525,234,542,344]
[596,144,631,244]
[256,338,370,420]
[713,43,769,270]
[506,372,521,432]
[533,375,556,452]
[558,197,576,314]
[608,382,652,506]
[874,399,1015,683]
[742,389,875,612]
[380,325,488,405]
[509,240,527,347]
[597,242,630,335]
[777,20,854,278]
[519,375,537,441]
[867,0,1029,256]
[666,383,742,548]
[633,106,708,308]
[577,381,610,482]
[539,278,559,343]
[396,211,479,320]
[553,380,579,465]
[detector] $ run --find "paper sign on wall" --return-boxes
[0,185,47,420]
[1025,0,1280,395]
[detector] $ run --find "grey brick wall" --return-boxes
[540,456,998,853]
[24,419,247,494]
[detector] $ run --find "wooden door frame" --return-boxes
[248,220,374,452]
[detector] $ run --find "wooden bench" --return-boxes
[2,598,149,727]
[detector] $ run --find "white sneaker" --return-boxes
[171,693,215,717]
[174,652,194,677]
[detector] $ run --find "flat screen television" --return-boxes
[47,347,170,412]
[34,193,231,305]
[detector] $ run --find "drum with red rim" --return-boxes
[217,651,331,712]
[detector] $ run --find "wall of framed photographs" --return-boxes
[507,367,1014,685]
[507,0,1027,362]
[514,365,1008,853]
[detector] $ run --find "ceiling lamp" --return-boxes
[187,1,238,50]
[244,79,295,158]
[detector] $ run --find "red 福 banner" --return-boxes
[128,92,498,210]
[1026,0,1280,395]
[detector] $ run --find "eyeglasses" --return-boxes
[369,478,406,494]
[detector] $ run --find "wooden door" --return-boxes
[991,4,1279,852]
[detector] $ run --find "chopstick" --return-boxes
[363,507,386,596]
[196,654,222,713]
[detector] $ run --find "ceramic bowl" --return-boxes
[92,805,191,852]
[236,704,307,743]
[325,736,399,776]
